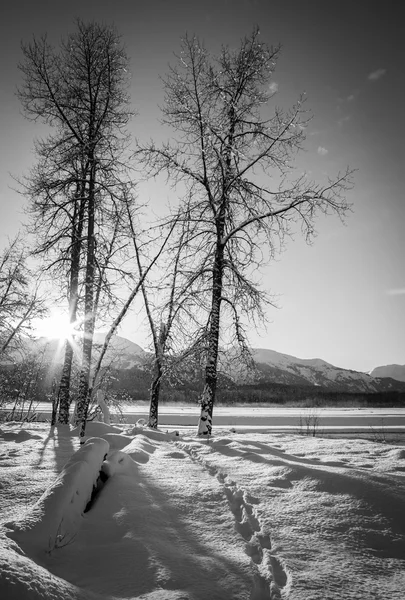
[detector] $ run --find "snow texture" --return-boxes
[0,421,405,599]
[5,436,109,553]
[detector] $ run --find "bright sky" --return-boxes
[0,0,404,373]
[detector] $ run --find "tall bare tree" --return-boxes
[18,20,135,435]
[138,30,354,435]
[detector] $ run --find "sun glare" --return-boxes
[35,313,77,341]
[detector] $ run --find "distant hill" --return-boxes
[0,333,147,370]
[369,364,405,383]
[92,332,147,369]
[246,348,405,393]
[2,334,405,402]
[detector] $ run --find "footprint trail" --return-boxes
[177,440,289,600]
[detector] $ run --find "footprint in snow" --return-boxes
[164,451,188,459]
[177,441,288,599]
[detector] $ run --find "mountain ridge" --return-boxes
[225,347,405,393]
[3,333,405,395]
[369,363,405,383]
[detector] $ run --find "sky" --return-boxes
[0,0,404,372]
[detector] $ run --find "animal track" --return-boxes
[176,441,288,599]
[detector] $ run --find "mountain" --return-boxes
[369,364,405,383]
[3,334,405,396]
[92,332,147,369]
[226,348,405,394]
[0,333,147,371]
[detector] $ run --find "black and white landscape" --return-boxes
[1,1,404,598]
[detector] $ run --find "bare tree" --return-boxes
[138,30,354,435]
[0,236,46,357]
[86,197,178,437]
[133,214,209,429]
[18,20,135,435]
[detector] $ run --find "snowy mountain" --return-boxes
[369,363,405,383]
[227,348,405,393]
[3,334,405,395]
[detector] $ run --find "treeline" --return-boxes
[108,366,405,407]
[216,383,405,408]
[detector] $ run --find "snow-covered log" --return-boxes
[5,438,109,554]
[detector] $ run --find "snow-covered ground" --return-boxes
[0,421,404,599]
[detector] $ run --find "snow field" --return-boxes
[177,435,405,599]
[1,422,405,599]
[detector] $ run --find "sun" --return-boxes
[34,311,77,341]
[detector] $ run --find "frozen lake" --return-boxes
[12,403,405,432]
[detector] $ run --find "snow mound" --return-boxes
[5,437,109,553]
[0,538,102,600]
[128,426,180,441]
[70,422,123,437]
[97,432,134,449]
[122,435,161,463]
[101,450,140,476]
[388,448,405,460]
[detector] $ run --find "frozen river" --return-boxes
[11,403,405,432]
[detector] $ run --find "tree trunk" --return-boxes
[57,341,74,423]
[197,241,224,436]
[58,184,86,423]
[76,288,95,441]
[50,378,58,426]
[148,360,162,429]
[76,165,96,443]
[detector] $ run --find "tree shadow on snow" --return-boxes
[45,458,253,600]
[34,424,77,474]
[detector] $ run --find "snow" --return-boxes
[0,421,405,599]
[5,436,109,553]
